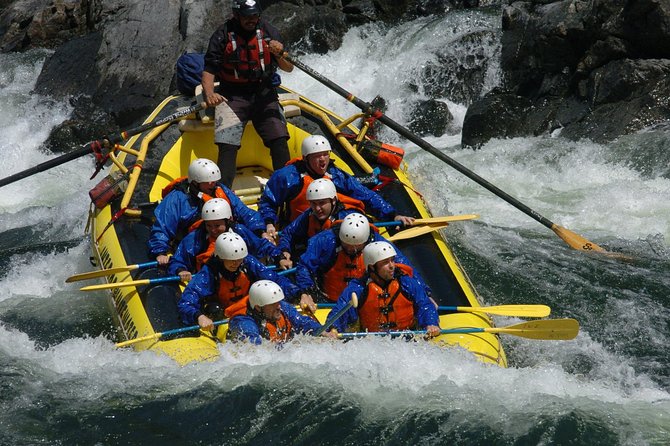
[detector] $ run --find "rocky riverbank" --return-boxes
[1,0,669,151]
[462,0,670,148]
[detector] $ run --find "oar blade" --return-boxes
[66,265,136,283]
[457,304,551,318]
[387,223,449,242]
[414,214,479,224]
[551,224,605,253]
[80,279,150,291]
[497,318,579,340]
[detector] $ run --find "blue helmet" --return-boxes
[232,0,262,16]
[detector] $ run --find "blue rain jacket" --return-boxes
[258,160,396,226]
[148,183,264,256]
[227,300,322,345]
[168,223,283,276]
[178,255,298,325]
[326,274,439,333]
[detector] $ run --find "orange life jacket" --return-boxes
[219,26,272,84]
[224,296,293,343]
[306,202,362,238]
[306,213,335,238]
[357,272,416,332]
[161,178,232,232]
[224,295,249,318]
[195,236,217,271]
[322,248,366,302]
[262,312,293,342]
[281,159,365,223]
[216,267,252,309]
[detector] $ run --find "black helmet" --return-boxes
[232,0,262,16]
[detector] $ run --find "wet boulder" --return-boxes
[408,99,453,137]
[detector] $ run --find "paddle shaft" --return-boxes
[315,292,357,336]
[0,102,205,189]
[337,318,579,341]
[284,54,603,252]
[374,214,479,228]
[115,318,229,348]
[80,266,297,291]
[68,258,285,284]
[66,261,159,283]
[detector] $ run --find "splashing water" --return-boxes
[1,9,670,444]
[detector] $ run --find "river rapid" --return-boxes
[1,8,669,446]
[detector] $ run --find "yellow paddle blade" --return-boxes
[414,214,479,225]
[552,224,633,260]
[488,318,579,340]
[455,304,551,318]
[80,279,151,291]
[66,265,137,283]
[387,223,449,242]
[551,224,605,252]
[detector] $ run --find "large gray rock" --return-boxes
[0,0,90,52]
[463,0,670,147]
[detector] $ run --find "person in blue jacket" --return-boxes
[259,134,414,240]
[168,198,292,282]
[178,232,297,331]
[149,158,265,266]
[277,177,359,260]
[326,241,440,336]
[226,280,335,345]
[294,213,430,314]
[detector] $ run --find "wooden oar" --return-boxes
[80,267,297,291]
[337,318,579,341]
[0,102,206,189]
[316,303,550,318]
[374,214,479,228]
[115,319,229,348]
[66,261,159,283]
[387,223,449,242]
[284,53,608,254]
[315,292,358,336]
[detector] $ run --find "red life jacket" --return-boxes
[224,296,293,343]
[281,159,365,224]
[357,271,416,332]
[219,25,272,84]
[216,267,252,309]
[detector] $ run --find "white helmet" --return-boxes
[215,232,248,260]
[339,213,370,245]
[201,198,232,221]
[301,135,332,157]
[188,158,221,183]
[363,241,397,269]
[306,178,337,201]
[249,280,285,308]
